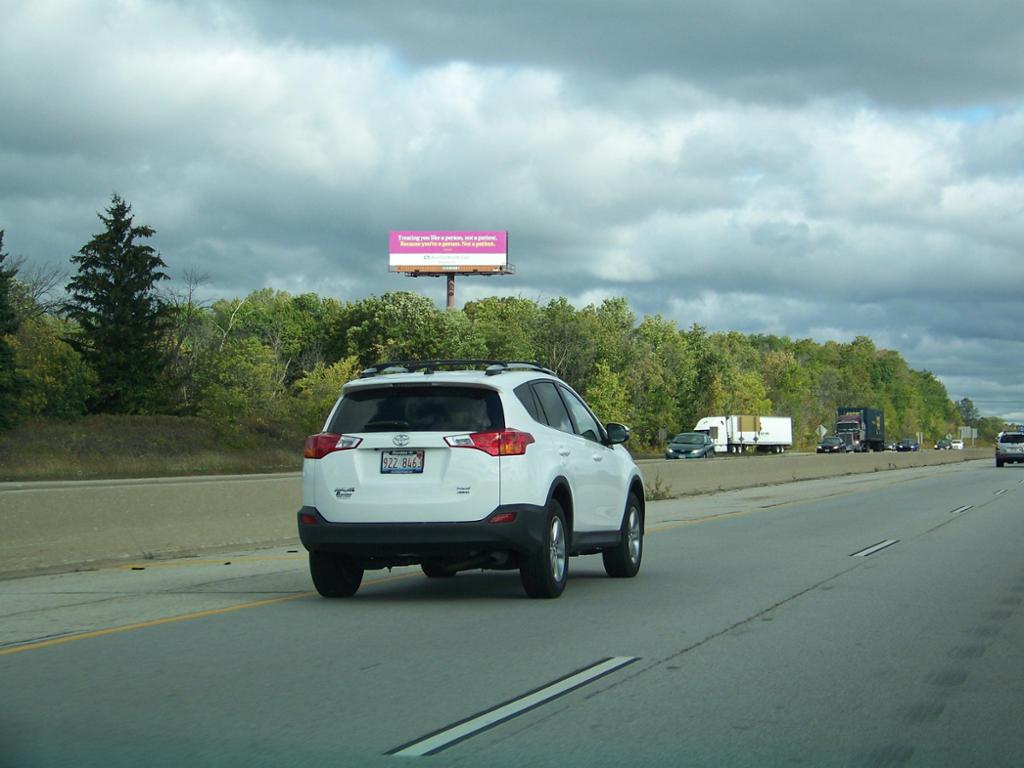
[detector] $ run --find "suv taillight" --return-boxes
[445,429,535,456]
[304,433,362,459]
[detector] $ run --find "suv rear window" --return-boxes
[1000,433,1024,444]
[328,386,504,433]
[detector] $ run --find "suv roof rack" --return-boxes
[359,359,557,378]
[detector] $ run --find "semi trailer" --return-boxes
[835,407,886,452]
[694,415,793,454]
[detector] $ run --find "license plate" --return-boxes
[381,450,424,474]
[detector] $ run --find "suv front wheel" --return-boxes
[603,492,643,578]
[520,499,569,599]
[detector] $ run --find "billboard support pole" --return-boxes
[446,273,456,310]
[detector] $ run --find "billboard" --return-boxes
[389,231,508,273]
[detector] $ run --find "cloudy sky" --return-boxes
[2,0,1023,420]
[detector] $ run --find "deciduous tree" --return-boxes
[11,316,96,419]
[0,230,26,429]
[956,397,979,426]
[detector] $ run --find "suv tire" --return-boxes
[603,493,643,578]
[520,499,569,599]
[309,551,364,597]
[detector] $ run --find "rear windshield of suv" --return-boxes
[328,385,504,433]
[1000,433,1024,444]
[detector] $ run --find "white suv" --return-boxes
[995,431,1024,468]
[298,360,645,599]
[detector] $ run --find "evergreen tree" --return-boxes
[0,230,25,429]
[65,195,169,413]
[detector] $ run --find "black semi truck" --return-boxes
[835,407,886,452]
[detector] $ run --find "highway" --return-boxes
[1,460,1022,767]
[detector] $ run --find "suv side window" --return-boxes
[559,386,603,443]
[532,381,574,434]
[513,382,543,423]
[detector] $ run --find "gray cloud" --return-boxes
[232,0,1024,108]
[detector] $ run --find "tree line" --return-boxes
[0,195,1006,450]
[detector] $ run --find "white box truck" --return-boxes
[694,415,793,454]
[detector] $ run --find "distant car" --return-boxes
[665,432,715,459]
[817,436,847,453]
[950,439,964,450]
[885,442,897,451]
[995,431,1024,468]
[934,439,952,450]
[896,438,920,452]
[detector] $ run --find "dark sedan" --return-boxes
[665,432,716,459]
[896,438,920,452]
[817,436,847,453]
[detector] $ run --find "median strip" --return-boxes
[387,656,639,757]
[850,539,899,557]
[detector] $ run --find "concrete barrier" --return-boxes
[0,473,302,578]
[638,448,991,498]
[0,449,991,578]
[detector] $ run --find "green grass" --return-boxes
[0,415,303,482]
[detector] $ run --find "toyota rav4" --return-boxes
[297,360,646,599]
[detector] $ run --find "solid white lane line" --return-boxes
[850,539,899,557]
[388,656,639,757]
[949,505,973,515]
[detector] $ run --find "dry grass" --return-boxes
[644,475,676,501]
[0,415,302,481]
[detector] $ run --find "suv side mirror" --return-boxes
[605,423,630,445]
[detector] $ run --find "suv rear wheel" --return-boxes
[520,499,568,599]
[309,551,364,597]
[603,493,643,578]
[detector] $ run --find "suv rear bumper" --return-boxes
[297,504,549,567]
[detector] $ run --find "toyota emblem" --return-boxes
[392,434,410,447]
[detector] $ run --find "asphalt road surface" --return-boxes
[1,460,1022,767]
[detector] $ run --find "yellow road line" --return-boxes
[646,484,873,533]
[648,510,751,532]
[0,571,418,657]
[116,555,305,570]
